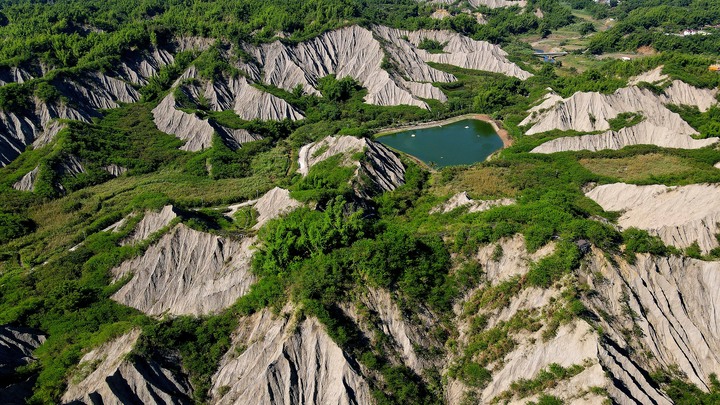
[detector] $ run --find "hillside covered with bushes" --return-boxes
[2,0,720,404]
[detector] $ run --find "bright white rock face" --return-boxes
[587,250,720,392]
[120,205,178,245]
[12,166,39,192]
[523,81,719,153]
[111,224,257,316]
[0,25,528,166]
[586,183,720,254]
[248,25,530,111]
[61,330,193,405]
[152,90,261,151]
[211,308,372,405]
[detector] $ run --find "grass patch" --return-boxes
[449,310,543,389]
[434,165,519,200]
[607,112,644,131]
[494,362,586,402]
[579,153,697,182]
[11,170,274,267]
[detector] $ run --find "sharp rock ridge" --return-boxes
[53,154,87,194]
[252,187,303,230]
[447,235,671,404]
[0,326,46,405]
[247,25,530,110]
[0,66,35,86]
[52,72,140,110]
[12,166,39,192]
[523,84,719,152]
[341,287,439,374]
[0,98,92,166]
[627,65,669,86]
[523,86,696,135]
[0,27,526,166]
[586,249,720,393]
[628,67,718,112]
[0,326,46,376]
[103,164,127,177]
[297,135,406,198]
[57,154,86,178]
[420,0,528,9]
[120,205,178,245]
[210,307,372,405]
[224,187,303,230]
[377,27,533,80]
[586,183,720,254]
[113,47,175,86]
[61,329,193,405]
[187,74,304,121]
[13,154,87,193]
[152,89,261,152]
[248,25,440,110]
[111,223,256,316]
[0,70,143,166]
[531,120,718,153]
[662,80,719,113]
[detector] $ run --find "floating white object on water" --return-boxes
[464,126,469,128]
[411,134,416,137]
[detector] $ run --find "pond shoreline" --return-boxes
[373,114,513,148]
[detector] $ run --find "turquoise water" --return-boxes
[377,119,504,168]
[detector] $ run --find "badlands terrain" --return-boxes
[2,0,720,404]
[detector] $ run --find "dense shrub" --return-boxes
[622,227,670,263]
[0,211,34,244]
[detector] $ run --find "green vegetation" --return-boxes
[250,195,451,312]
[526,242,582,287]
[654,372,720,404]
[1,0,720,403]
[495,363,586,402]
[622,228,675,264]
[136,314,237,401]
[579,153,700,183]
[574,146,720,186]
[577,21,596,36]
[0,0,423,69]
[473,77,529,114]
[668,105,720,139]
[0,225,147,402]
[582,0,720,55]
[418,38,446,53]
[0,211,34,244]
[449,310,542,388]
[0,0,577,75]
[290,155,356,202]
[0,82,31,112]
[608,112,644,131]
[464,276,523,314]
[530,395,564,405]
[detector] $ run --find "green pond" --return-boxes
[377,119,504,168]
